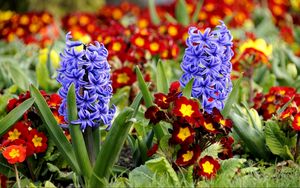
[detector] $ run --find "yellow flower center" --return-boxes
[177,127,192,141]
[205,3,215,11]
[267,95,275,102]
[79,16,89,26]
[138,19,148,28]
[210,15,221,26]
[117,73,130,84]
[182,150,194,162]
[112,42,122,52]
[150,42,159,52]
[239,39,273,58]
[20,15,29,25]
[219,119,226,126]
[168,26,178,36]
[32,135,43,147]
[179,104,194,117]
[296,117,300,127]
[9,149,20,158]
[202,161,214,174]
[204,122,215,131]
[8,129,21,141]
[267,104,276,114]
[135,37,145,47]
[112,9,122,20]
[29,24,39,33]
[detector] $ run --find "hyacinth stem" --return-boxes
[295,132,300,160]
[92,127,100,158]
[67,84,92,182]
[84,127,96,165]
[14,164,21,188]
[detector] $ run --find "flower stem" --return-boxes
[14,164,21,188]
[84,126,96,165]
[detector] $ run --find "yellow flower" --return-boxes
[0,11,14,22]
[239,38,273,59]
[39,48,60,69]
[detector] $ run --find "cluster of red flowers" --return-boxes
[0,11,59,47]
[0,91,66,164]
[253,86,300,131]
[145,81,234,179]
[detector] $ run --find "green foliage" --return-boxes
[222,77,242,118]
[175,0,189,26]
[148,0,161,25]
[156,60,168,94]
[230,105,271,160]
[30,85,80,174]
[182,78,194,98]
[0,98,35,137]
[265,121,295,160]
[200,143,223,158]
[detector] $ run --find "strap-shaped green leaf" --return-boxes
[182,78,194,98]
[156,60,168,94]
[148,0,161,25]
[0,98,34,137]
[67,84,92,179]
[191,0,203,23]
[175,0,189,26]
[222,77,242,118]
[136,66,153,108]
[29,85,80,174]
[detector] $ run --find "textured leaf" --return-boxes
[6,62,31,91]
[146,157,180,186]
[200,143,223,158]
[265,121,294,160]
[0,98,35,137]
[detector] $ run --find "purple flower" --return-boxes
[180,21,234,113]
[57,32,115,130]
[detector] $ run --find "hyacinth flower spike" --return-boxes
[57,32,115,131]
[180,21,234,113]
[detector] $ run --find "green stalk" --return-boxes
[92,127,100,158]
[67,84,92,181]
[136,66,165,140]
[14,164,21,188]
[84,127,96,165]
[295,133,300,160]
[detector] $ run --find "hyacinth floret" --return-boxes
[180,21,234,113]
[57,32,115,130]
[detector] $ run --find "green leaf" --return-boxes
[136,66,153,108]
[5,62,31,91]
[191,0,203,23]
[200,142,223,158]
[230,110,270,160]
[0,98,35,137]
[67,84,92,179]
[146,157,180,186]
[276,96,294,116]
[212,158,246,186]
[29,85,80,174]
[128,165,154,187]
[36,60,51,91]
[156,60,168,94]
[182,78,194,98]
[222,77,242,118]
[44,181,56,188]
[89,107,134,188]
[148,0,161,25]
[175,0,189,26]
[265,121,294,160]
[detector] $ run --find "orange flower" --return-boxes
[2,145,26,164]
[3,122,29,142]
[154,93,169,109]
[292,113,300,131]
[196,156,220,179]
[112,67,136,91]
